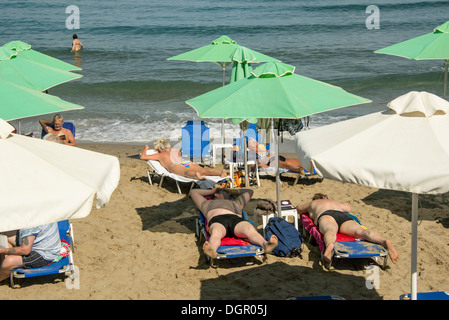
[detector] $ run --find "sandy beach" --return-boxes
[1,142,448,301]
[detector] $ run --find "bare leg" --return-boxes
[0,255,23,283]
[234,221,278,254]
[340,221,399,264]
[169,164,208,180]
[279,159,305,174]
[317,216,338,267]
[195,165,227,178]
[203,223,226,259]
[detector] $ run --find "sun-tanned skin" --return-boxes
[296,193,398,268]
[140,144,226,180]
[190,187,278,259]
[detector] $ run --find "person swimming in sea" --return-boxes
[71,34,83,52]
[140,139,226,180]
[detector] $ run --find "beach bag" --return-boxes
[233,170,245,187]
[264,217,303,257]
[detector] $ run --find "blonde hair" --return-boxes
[154,139,171,152]
[53,114,63,122]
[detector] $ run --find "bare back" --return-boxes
[141,148,181,169]
[299,199,352,225]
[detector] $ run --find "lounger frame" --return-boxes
[195,212,265,267]
[10,220,75,288]
[300,213,388,269]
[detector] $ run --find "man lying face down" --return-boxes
[189,187,278,259]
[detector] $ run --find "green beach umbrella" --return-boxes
[0,46,82,92]
[187,61,371,212]
[168,36,279,86]
[375,21,449,98]
[169,36,279,155]
[4,40,82,72]
[0,79,84,121]
[187,62,370,119]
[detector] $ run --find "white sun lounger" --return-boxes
[145,150,227,194]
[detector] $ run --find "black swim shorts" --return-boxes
[22,251,53,268]
[267,155,286,166]
[317,210,354,230]
[208,214,246,238]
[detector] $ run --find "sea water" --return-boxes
[1,0,448,144]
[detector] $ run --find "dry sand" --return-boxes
[1,142,448,300]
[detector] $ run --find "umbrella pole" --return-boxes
[220,63,226,161]
[272,118,281,216]
[443,59,448,100]
[411,193,419,300]
[243,128,249,187]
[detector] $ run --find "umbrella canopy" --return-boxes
[169,36,280,153]
[168,35,279,86]
[187,62,371,120]
[0,118,120,232]
[375,21,449,98]
[4,40,82,72]
[0,46,82,92]
[295,91,449,299]
[0,79,84,121]
[187,61,371,213]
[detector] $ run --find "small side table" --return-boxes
[254,200,298,237]
[211,143,233,167]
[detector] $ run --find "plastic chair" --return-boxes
[181,120,211,164]
[41,121,76,138]
[10,220,75,288]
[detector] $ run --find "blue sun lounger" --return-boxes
[300,213,388,269]
[400,291,449,300]
[10,220,75,288]
[288,295,345,300]
[195,209,264,267]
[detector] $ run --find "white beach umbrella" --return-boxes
[295,91,449,300]
[0,119,120,232]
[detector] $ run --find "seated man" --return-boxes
[190,187,278,259]
[247,138,304,174]
[0,223,61,283]
[296,193,399,268]
[140,139,226,180]
[39,114,76,146]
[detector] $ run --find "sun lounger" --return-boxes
[288,295,345,300]
[145,149,228,194]
[258,166,316,186]
[195,198,264,267]
[300,212,388,269]
[400,291,449,300]
[10,220,75,288]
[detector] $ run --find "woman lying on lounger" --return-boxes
[190,187,278,259]
[247,138,304,174]
[140,139,226,180]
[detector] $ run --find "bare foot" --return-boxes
[322,243,334,269]
[263,235,278,254]
[384,240,399,264]
[203,241,218,259]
